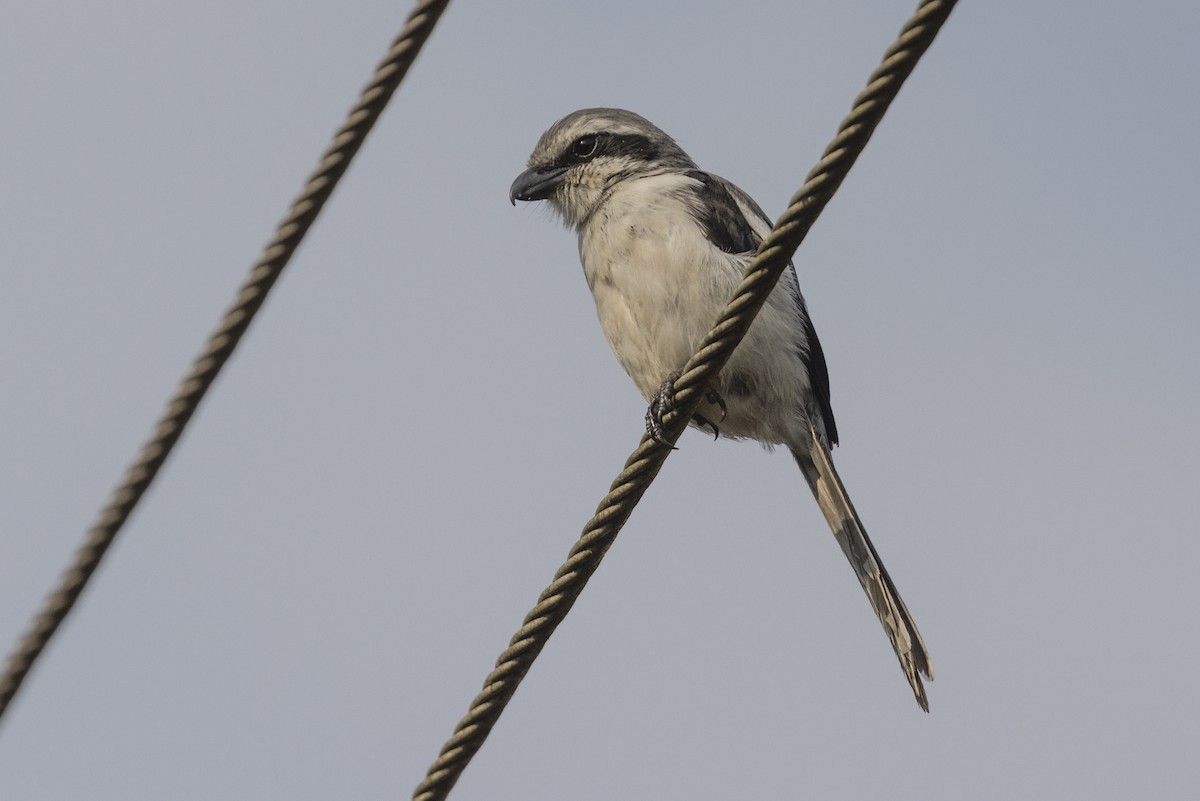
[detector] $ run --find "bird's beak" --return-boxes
[509,166,567,205]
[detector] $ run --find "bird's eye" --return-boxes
[571,135,598,159]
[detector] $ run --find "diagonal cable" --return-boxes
[0,0,453,725]
[411,1,957,799]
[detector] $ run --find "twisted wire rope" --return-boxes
[0,0,453,724]
[412,1,957,798]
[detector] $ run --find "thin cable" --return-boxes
[0,0,453,725]
[411,1,957,798]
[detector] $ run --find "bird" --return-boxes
[509,107,933,711]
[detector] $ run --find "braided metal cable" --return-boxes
[0,0,452,724]
[412,2,957,798]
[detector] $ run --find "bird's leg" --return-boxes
[645,369,683,445]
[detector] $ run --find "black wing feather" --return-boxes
[685,170,761,254]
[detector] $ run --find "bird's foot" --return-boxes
[693,389,727,441]
[691,383,724,441]
[645,370,683,446]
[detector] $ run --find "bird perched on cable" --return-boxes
[510,107,933,710]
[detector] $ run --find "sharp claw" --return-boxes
[698,416,720,440]
[645,369,683,447]
[645,405,675,446]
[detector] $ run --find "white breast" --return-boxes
[577,173,816,445]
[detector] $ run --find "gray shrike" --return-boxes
[510,108,933,710]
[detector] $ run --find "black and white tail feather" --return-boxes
[511,108,933,710]
[796,427,933,710]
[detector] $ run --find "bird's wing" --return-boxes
[684,169,764,254]
[688,171,838,444]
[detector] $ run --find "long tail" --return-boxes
[791,429,934,711]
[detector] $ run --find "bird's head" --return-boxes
[509,108,696,228]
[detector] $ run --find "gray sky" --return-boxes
[2,1,1198,799]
